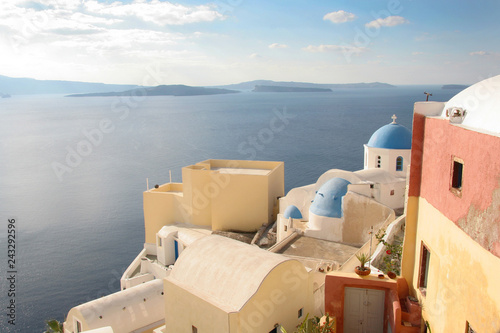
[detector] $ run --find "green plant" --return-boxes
[44,319,64,333]
[281,314,335,333]
[375,229,403,275]
[355,252,371,271]
[425,320,432,333]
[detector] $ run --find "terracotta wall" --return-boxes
[324,273,403,333]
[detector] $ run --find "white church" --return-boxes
[277,115,411,245]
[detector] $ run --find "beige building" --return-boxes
[162,235,314,333]
[143,159,284,245]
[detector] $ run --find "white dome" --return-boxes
[442,75,500,134]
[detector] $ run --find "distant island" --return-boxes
[66,85,239,97]
[1,93,11,98]
[253,85,332,93]
[0,74,140,95]
[442,84,469,90]
[0,74,397,95]
[214,80,396,91]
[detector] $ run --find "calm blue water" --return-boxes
[0,86,459,332]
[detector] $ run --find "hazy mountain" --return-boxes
[442,84,469,90]
[0,75,140,95]
[0,74,395,95]
[66,85,239,97]
[253,85,332,92]
[213,80,396,91]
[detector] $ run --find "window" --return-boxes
[284,225,288,232]
[390,189,395,196]
[192,325,198,333]
[451,157,464,196]
[377,156,381,168]
[75,320,82,333]
[396,156,403,171]
[466,321,476,333]
[419,243,431,295]
[269,326,280,333]
[158,236,162,247]
[298,308,303,318]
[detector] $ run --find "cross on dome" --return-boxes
[391,114,397,124]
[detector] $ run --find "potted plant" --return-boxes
[354,252,371,276]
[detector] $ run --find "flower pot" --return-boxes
[355,266,371,276]
[387,271,397,279]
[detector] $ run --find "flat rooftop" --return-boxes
[211,167,271,175]
[277,235,360,266]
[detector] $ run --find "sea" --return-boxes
[0,86,460,332]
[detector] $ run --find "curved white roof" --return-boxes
[66,279,164,333]
[158,224,211,245]
[442,75,500,134]
[315,169,363,190]
[316,168,401,189]
[167,235,299,312]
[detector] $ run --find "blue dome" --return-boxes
[367,123,412,149]
[310,178,351,218]
[283,205,302,219]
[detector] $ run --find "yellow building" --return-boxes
[143,159,284,244]
[162,235,314,333]
[402,76,500,332]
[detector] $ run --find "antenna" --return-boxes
[424,91,432,101]
[169,170,172,183]
[146,178,149,191]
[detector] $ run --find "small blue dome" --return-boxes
[283,205,302,219]
[367,122,412,150]
[310,178,351,218]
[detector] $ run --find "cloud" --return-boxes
[302,44,367,54]
[412,52,424,55]
[365,16,408,28]
[249,53,262,59]
[469,51,487,56]
[323,10,356,23]
[0,0,226,63]
[269,43,288,49]
[84,0,224,26]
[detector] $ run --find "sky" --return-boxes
[0,0,499,86]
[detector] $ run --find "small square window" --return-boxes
[419,243,431,296]
[284,225,288,232]
[192,325,198,333]
[390,190,395,196]
[298,308,303,318]
[450,157,464,196]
